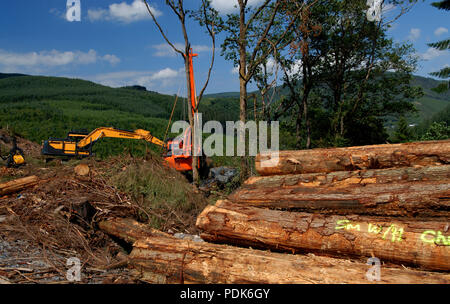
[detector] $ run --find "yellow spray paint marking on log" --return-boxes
[335,220,361,232]
[420,230,450,246]
[335,220,403,243]
[336,220,450,246]
[367,223,383,234]
[381,225,404,243]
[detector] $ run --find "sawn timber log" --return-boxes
[0,176,39,196]
[255,140,450,176]
[98,218,171,244]
[196,200,450,271]
[228,176,450,217]
[97,217,450,283]
[243,165,450,189]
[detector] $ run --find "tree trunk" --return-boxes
[255,140,450,175]
[128,233,449,284]
[242,165,450,189]
[238,1,248,182]
[302,50,311,149]
[197,200,450,271]
[184,55,200,184]
[229,177,450,217]
[96,216,449,283]
[98,218,170,244]
[295,102,303,149]
[0,176,39,196]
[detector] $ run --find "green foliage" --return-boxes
[420,122,450,140]
[431,81,450,93]
[428,39,450,51]
[428,1,449,91]
[392,116,414,143]
[414,102,450,139]
[431,0,450,10]
[273,0,423,148]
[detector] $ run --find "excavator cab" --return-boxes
[163,127,209,176]
[164,132,194,172]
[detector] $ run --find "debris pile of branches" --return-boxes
[0,165,140,283]
[0,154,210,283]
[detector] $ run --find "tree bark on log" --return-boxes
[196,200,450,271]
[0,176,39,196]
[244,165,450,188]
[256,140,450,176]
[98,218,170,244]
[97,217,449,283]
[228,178,450,217]
[129,234,450,284]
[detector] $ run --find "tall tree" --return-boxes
[143,0,217,184]
[393,116,413,142]
[221,0,303,180]
[274,0,422,148]
[428,0,450,92]
[275,0,321,149]
[315,0,420,146]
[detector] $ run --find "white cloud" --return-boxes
[0,49,120,70]
[90,68,184,90]
[152,43,211,57]
[88,0,162,23]
[102,54,121,65]
[211,0,265,14]
[0,49,119,75]
[265,57,278,75]
[408,28,421,41]
[231,66,239,74]
[421,47,449,61]
[87,9,108,22]
[150,68,179,80]
[434,27,448,37]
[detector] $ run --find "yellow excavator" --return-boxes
[42,127,164,158]
[41,127,204,173]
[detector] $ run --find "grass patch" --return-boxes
[105,154,208,233]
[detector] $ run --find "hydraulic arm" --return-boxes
[42,127,165,158]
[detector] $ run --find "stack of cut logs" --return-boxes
[100,140,450,283]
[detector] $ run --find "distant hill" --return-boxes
[121,85,147,91]
[0,73,28,79]
[409,75,450,122]
[204,91,240,99]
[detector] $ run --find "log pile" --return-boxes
[197,140,450,273]
[197,200,450,271]
[99,217,450,284]
[97,140,450,283]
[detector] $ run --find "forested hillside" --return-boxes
[0,73,448,157]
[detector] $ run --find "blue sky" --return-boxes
[0,0,448,95]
